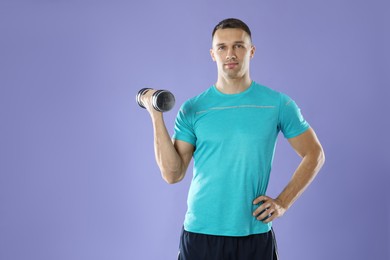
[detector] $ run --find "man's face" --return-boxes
[210,28,255,79]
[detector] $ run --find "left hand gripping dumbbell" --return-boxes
[136,88,175,112]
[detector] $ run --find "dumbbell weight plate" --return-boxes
[152,90,175,112]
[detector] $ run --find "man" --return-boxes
[140,18,325,260]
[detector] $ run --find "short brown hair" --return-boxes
[212,18,252,41]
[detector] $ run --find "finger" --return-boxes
[252,203,265,216]
[256,207,273,221]
[262,213,276,223]
[259,207,278,222]
[253,195,268,205]
[141,89,155,104]
[252,202,271,216]
[262,208,279,223]
[141,90,157,111]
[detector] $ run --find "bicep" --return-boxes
[173,139,194,170]
[287,128,323,158]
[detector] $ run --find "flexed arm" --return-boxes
[141,90,194,184]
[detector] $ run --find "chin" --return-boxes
[225,71,242,78]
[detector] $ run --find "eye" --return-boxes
[217,46,225,51]
[234,44,243,49]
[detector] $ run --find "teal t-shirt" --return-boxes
[173,81,310,236]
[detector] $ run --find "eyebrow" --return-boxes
[215,41,246,47]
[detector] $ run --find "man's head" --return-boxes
[210,18,255,80]
[212,18,252,43]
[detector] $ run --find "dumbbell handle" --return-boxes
[136,88,175,112]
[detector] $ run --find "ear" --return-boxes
[250,45,256,59]
[210,48,216,62]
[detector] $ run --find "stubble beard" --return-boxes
[223,66,243,79]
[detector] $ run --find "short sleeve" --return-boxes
[278,94,310,139]
[172,100,197,147]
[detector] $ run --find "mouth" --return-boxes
[225,62,239,69]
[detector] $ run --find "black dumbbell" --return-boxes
[136,88,176,112]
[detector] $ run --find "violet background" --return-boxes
[1,0,389,259]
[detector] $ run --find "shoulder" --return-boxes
[251,81,286,102]
[180,86,214,111]
[254,81,299,102]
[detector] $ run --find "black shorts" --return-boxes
[178,227,279,260]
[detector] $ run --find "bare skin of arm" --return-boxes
[141,90,194,184]
[252,127,325,222]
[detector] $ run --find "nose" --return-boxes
[226,47,236,60]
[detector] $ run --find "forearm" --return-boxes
[151,113,184,184]
[276,149,325,209]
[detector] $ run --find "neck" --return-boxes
[215,75,252,94]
